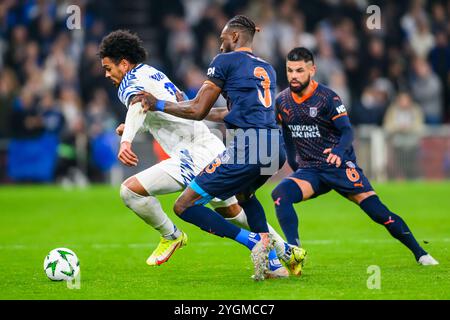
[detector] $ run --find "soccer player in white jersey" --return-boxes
[98,30,303,275]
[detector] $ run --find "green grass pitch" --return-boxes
[0,182,449,299]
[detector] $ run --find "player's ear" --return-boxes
[232,31,239,44]
[309,64,317,77]
[119,59,130,72]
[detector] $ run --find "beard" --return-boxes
[289,75,311,93]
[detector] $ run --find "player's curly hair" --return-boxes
[98,29,147,64]
[227,15,260,39]
[287,47,315,64]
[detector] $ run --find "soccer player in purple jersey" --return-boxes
[272,47,438,266]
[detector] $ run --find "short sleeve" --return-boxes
[327,93,348,121]
[206,54,230,89]
[118,73,145,107]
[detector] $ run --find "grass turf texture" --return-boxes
[0,182,449,300]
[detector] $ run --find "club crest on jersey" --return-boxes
[309,107,318,117]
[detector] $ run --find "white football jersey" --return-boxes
[117,63,225,167]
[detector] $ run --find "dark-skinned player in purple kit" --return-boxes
[272,47,438,266]
[131,16,306,280]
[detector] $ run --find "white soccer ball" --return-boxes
[43,248,80,281]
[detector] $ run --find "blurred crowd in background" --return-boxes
[0,0,449,184]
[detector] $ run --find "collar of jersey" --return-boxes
[291,80,319,105]
[235,47,253,53]
[129,63,144,74]
[119,63,144,91]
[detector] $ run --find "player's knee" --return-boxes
[350,191,376,204]
[173,199,188,216]
[215,203,241,218]
[271,185,282,201]
[272,179,303,205]
[272,186,285,207]
[119,183,135,208]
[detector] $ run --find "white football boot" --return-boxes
[418,254,439,266]
[251,233,272,281]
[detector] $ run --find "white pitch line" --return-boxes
[0,238,449,250]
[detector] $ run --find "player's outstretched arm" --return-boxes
[174,89,228,122]
[132,82,222,121]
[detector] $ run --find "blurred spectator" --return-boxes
[387,49,409,92]
[5,25,28,82]
[85,88,118,182]
[86,89,116,138]
[314,41,343,86]
[181,65,206,99]
[328,71,351,109]
[54,87,87,186]
[333,18,363,96]
[400,0,428,39]
[11,91,42,139]
[199,33,219,69]
[290,13,317,52]
[351,84,389,126]
[34,14,55,53]
[39,91,65,136]
[165,15,196,80]
[364,37,389,84]
[193,3,228,58]
[0,68,19,138]
[383,91,424,180]
[251,2,278,63]
[410,57,443,124]
[8,90,59,182]
[430,2,447,33]
[79,41,112,105]
[409,17,434,59]
[428,29,450,121]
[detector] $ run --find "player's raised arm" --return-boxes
[131,81,222,121]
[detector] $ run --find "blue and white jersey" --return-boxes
[117,63,225,177]
[118,63,179,108]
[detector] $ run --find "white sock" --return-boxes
[120,184,181,239]
[226,209,287,259]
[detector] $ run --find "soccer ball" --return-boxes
[43,248,80,281]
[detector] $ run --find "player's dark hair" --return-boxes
[287,47,314,64]
[227,15,260,39]
[98,30,147,64]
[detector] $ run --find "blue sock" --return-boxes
[268,249,283,271]
[234,229,261,250]
[360,195,427,260]
[239,195,269,233]
[271,179,303,246]
[180,205,241,239]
